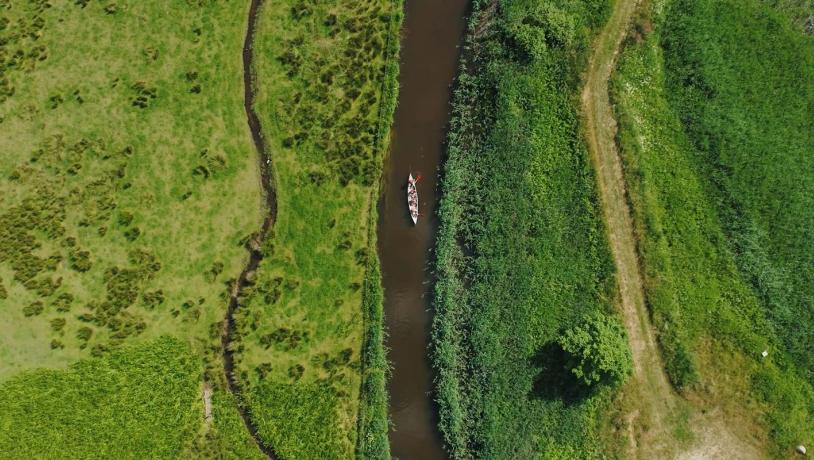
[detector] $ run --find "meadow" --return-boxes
[611,0,814,453]
[0,0,266,456]
[229,0,401,457]
[431,0,629,457]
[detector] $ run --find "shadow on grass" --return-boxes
[529,342,591,405]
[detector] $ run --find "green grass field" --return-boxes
[0,337,200,459]
[432,0,630,457]
[229,0,401,457]
[612,0,814,454]
[0,0,265,456]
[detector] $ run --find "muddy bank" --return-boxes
[377,0,468,458]
[220,0,277,458]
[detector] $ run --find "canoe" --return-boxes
[407,173,418,224]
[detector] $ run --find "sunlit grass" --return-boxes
[0,0,264,456]
[233,0,401,457]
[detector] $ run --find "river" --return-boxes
[377,0,469,458]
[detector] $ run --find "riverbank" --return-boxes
[431,1,622,456]
[226,0,403,457]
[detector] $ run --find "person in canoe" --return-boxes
[407,173,421,224]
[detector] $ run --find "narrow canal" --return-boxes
[377,0,468,458]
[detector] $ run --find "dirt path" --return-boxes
[219,0,277,458]
[581,2,767,458]
[580,0,679,456]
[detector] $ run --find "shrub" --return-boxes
[77,326,93,342]
[557,312,633,388]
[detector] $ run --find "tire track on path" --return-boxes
[580,0,678,456]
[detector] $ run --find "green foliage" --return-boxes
[503,2,577,59]
[432,0,617,457]
[250,381,345,459]
[0,337,201,459]
[662,0,814,383]
[558,313,632,387]
[184,388,266,460]
[611,0,814,452]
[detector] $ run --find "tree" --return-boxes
[557,311,633,388]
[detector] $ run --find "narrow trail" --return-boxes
[581,2,768,458]
[220,0,277,458]
[580,0,679,456]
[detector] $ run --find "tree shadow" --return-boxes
[529,342,591,405]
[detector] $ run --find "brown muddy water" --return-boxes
[378,0,468,458]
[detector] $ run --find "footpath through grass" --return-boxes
[0,0,265,457]
[432,0,628,457]
[231,0,402,457]
[612,0,814,455]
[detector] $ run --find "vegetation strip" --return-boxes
[221,0,278,458]
[355,2,404,458]
[432,0,628,457]
[226,0,403,457]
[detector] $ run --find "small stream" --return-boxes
[378,0,468,458]
[221,0,277,458]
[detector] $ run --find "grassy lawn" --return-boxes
[231,0,401,457]
[0,0,264,456]
[611,0,814,454]
[432,0,628,457]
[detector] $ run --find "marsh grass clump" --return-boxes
[50,318,66,332]
[130,81,157,108]
[23,301,44,317]
[53,292,74,312]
